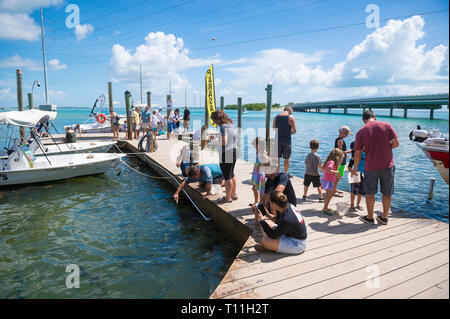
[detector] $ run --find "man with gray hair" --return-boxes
[273,105,297,177]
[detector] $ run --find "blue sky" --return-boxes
[0,0,448,109]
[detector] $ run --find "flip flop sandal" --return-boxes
[232,195,239,200]
[217,197,233,204]
[322,209,333,216]
[334,193,344,198]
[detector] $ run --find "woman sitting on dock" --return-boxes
[255,191,307,255]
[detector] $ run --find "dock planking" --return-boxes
[66,132,449,299]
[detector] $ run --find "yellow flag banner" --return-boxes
[205,65,216,127]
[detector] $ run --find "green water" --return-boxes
[0,156,240,298]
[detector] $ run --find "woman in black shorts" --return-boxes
[211,110,237,203]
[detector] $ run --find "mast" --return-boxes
[139,64,143,104]
[40,8,49,104]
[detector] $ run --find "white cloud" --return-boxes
[74,23,94,41]
[0,12,40,41]
[0,55,67,71]
[224,15,448,102]
[48,59,67,70]
[0,0,63,13]
[110,31,220,102]
[0,54,41,70]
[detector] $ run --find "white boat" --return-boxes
[0,109,125,186]
[65,94,113,134]
[30,138,117,156]
[410,127,449,185]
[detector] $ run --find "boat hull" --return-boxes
[35,141,116,156]
[416,143,449,185]
[0,153,124,186]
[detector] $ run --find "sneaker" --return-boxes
[318,197,324,202]
[322,209,333,216]
[376,216,388,225]
[302,195,307,200]
[359,215,375,225]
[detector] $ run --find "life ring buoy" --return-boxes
[96,113,107,124]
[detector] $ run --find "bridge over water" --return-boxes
[293,94,449,119]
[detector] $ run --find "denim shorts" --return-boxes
[278,235,307,255]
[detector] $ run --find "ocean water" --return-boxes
[0,155,240,298]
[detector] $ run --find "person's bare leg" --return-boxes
[303,186,308,197]
[261,233,280,252]
[252,186,258,204]
[323,190,333,210]
[365,194,376,219]
[225,179,232,201]
[317,186,323,200]
[232,176,237,198]
[350,193,355,208]
[382,194,392,219]
[333,175,341,194]
[284,157,290,174]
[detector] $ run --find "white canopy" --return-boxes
[0,109,57,127]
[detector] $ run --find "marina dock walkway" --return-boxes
[52,133,449,299]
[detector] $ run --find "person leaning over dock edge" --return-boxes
[352,110,399,226]
[255,191,307,255]
[211,110,238,203]
[333,126,353,198]
[173,164,224,202]
[273,105,296,177]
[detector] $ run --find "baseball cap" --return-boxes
[339,125,353,135]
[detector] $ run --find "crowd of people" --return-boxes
[110,105,191,140]
[170,107,400,256]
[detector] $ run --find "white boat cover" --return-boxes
[0,109,57,127]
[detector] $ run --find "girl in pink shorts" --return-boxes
[321,148,344,215]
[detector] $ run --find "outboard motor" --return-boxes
[409,125,428,142]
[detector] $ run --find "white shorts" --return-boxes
[277,235,307,255]
[142,122,150,129]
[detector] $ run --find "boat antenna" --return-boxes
[40,8,49,104]
[140,64,143,104]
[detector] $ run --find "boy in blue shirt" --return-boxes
[348,141,365,212]
[173,164,223,202]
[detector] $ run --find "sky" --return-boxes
[0,0,448,109]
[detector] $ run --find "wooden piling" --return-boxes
[108,82,114,129]
[237,97,242,130]
[220,96,224,110]
[147,91,151,109]
[16,69,26,141]
[27,93,34,109]
[404,107,408,118]
[265,82,272,154]
[125,90,132,140]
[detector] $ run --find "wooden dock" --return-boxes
[67,132,449,299]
